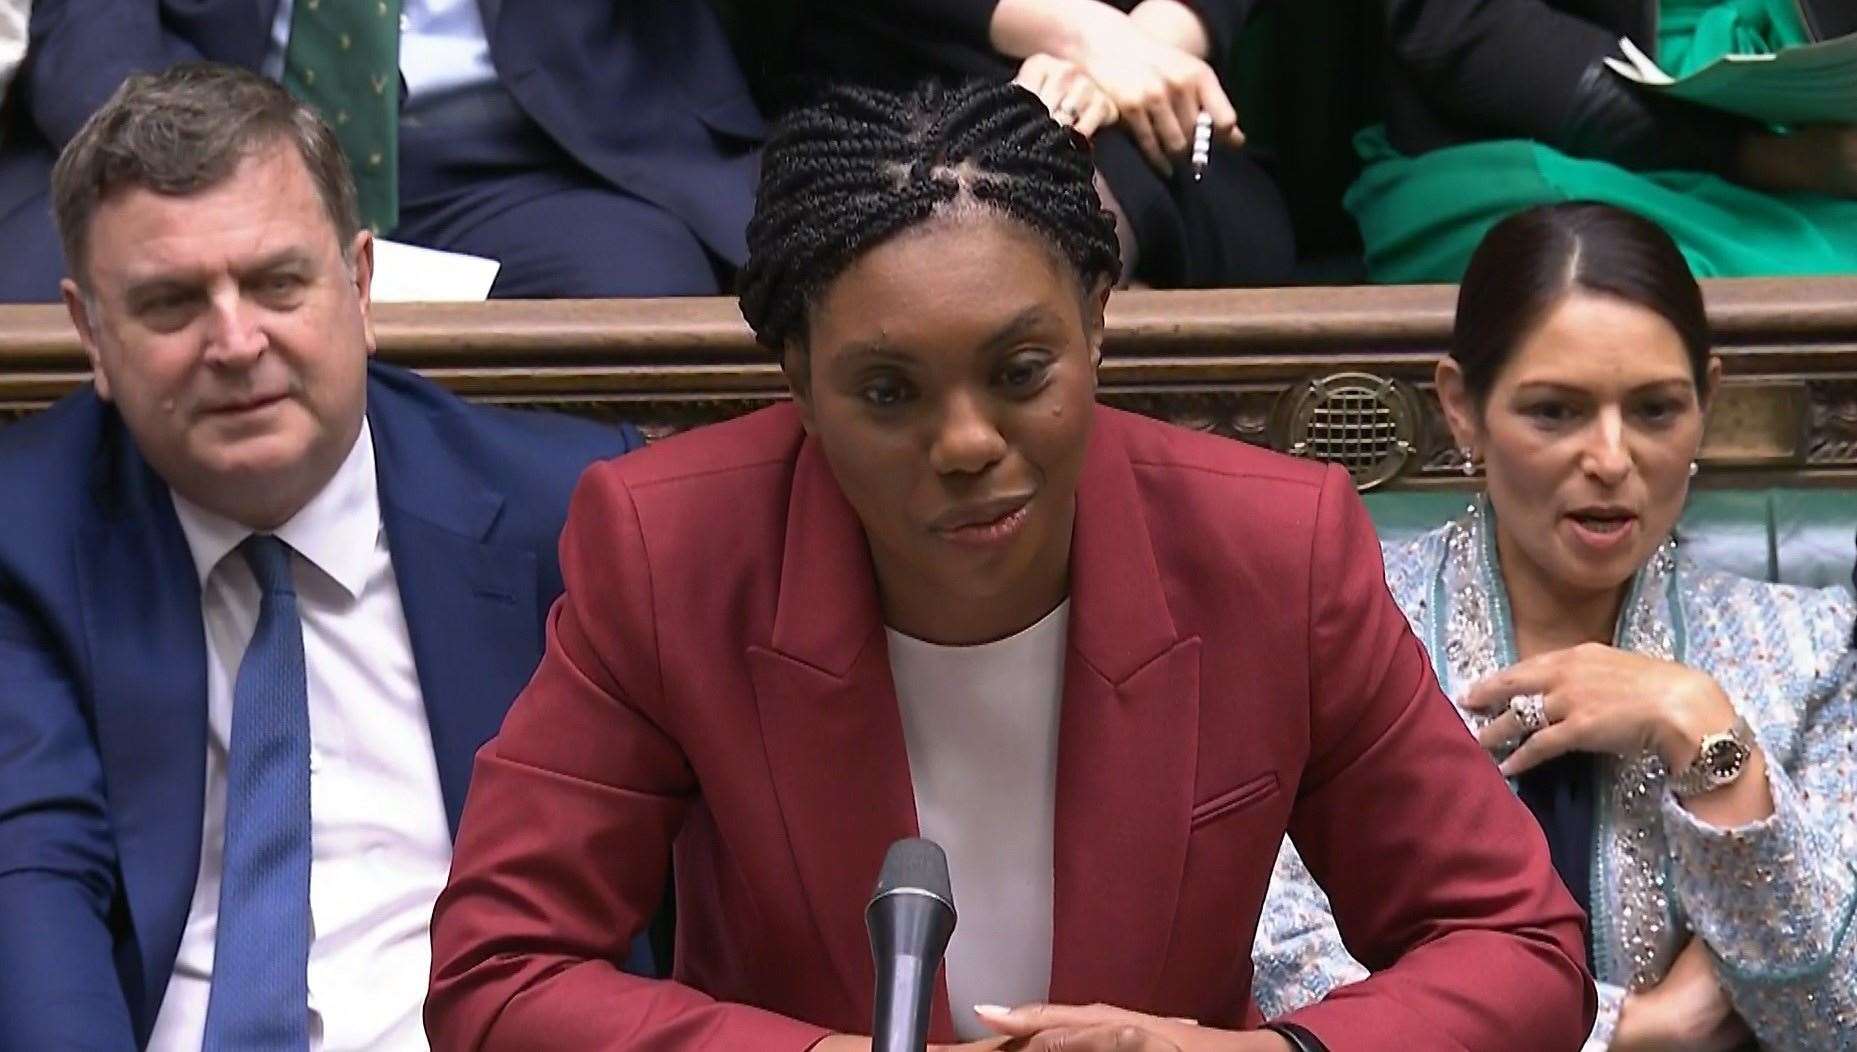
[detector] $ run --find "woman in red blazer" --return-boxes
[426,81,1595,1052]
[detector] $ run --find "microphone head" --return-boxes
[870,837,953,909]
[866,837,956,1052]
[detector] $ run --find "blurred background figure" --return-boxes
[0,0,26,108]
[780,0,1296,288]
[0,0,763,302]
[1347,0,1857,282]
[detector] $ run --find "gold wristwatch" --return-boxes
[1667,716,1755,799]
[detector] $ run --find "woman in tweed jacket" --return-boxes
[1252,203,1857,1052]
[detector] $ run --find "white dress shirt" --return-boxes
[887,601,1070,1040]
[147,421,452,1052]
[264,0,498,102]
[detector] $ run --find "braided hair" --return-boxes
[738,80,1123,352]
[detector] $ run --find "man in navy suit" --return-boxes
[0,0,762,302]
[0,64,641,1048]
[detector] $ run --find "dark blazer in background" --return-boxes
[1378,0,1857,173]
[426,402,1594,1051]
[0,362,640,1049]
[0,0,764,298]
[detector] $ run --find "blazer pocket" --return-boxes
[1189,771,1280,830]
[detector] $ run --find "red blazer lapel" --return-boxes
[1048,411,1200,1011]
[746,434,957,1037]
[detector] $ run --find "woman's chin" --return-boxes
[1550,544,1645,597]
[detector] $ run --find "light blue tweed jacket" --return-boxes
[1252,504,1857,1051]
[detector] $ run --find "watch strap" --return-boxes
[1261,1021,1330,1052]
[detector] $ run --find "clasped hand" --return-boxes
[1459,642,1737,777]
[1011,2,1242,174]
[939,1003,1288,1051]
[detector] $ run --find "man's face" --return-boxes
[63,142,375,529]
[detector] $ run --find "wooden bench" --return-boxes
[4,278,1855,490]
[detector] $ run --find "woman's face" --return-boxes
[788,209,1104,644]
[1442,291,1718,600]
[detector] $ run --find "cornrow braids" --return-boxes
[738,79,1123,351]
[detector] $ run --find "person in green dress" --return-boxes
[1351,0,1857,282]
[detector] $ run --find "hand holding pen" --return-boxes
[1032,6,1243,177]
[1191,111,1213,181]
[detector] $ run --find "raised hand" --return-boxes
[1459,642,1738,777]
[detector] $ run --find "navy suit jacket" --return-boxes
[0,0,762,261]
[0,362,639,1049]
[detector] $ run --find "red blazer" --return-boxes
[428,404,1595,1051]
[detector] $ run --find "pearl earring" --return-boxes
[1689,461,1699,477]
[1460,446,1476,477]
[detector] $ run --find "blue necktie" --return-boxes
[202,535,312,1052]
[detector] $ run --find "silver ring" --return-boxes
[1509,694,1549,737]
[1053,104,1078,124]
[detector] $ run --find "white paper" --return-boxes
[368,238,501,302]
[1604,33,1857,126]
[1604,37,1676,86]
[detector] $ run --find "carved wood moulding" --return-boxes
[5,279,1856,489]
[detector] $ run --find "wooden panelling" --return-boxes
[6,278,1855,488]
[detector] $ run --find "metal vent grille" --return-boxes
[1274,373,1421,490]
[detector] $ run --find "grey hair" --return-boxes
[51,62,363,287]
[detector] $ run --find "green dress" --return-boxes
[1346,0,1857,282]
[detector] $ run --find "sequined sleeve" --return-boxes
[1660,588,1857,1052]
[1587,983,1627,1051]
[1250,838,1368,1019]
[1254,837,1629,1050]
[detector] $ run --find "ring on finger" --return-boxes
[1509,694,1549,737]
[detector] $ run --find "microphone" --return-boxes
[866,837,957,1052]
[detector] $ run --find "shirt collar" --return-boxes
[169,419,381,600]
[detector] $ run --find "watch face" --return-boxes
[1703,737,1748,780]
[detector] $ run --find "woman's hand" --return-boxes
[1734,125,1857,198]
[986,0,1241,174]
[1460,643,1739,776]
[1014,53,1119,138]
[1611,939,1752,1052]
[813,1004,1290,1052]
[975,1003,1292,1051]
[1065,28,1242,175]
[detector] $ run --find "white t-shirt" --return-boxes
[887,601,1070,1040]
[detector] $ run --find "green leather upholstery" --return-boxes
[1363,490,1856,589]
[1769,490,1857,589]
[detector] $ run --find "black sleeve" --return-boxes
[1384,0,1756,173]
[1171,0,1264,63]
[847,0,1264,65]
[866,0,1001,47]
